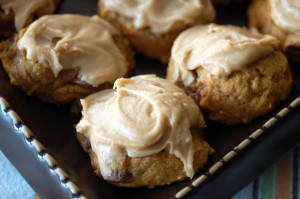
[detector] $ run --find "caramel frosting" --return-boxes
[100,0,215,34]
[0,0,56,31]
[76,75,205,178]
[269,0,300,32]
[17,14,129,86]
[169,24,279,85]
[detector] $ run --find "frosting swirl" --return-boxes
[1,0,56,31]
[269,0,300,32]
[17,14,129,86]
[169,24,279,85]
[76,75,205,178]
[100,0,215,34]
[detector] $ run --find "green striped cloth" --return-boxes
[233,146,300,199]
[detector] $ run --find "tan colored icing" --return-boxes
[170,24,279,85]
[269,0,300,32]
[76,75,205,178]
[0,0,56,31]
[100,0,215,34]
[17,14,129,86]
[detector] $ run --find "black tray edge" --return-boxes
[0,95,300,199]
[175,97,300,198]
[0,96,86,199]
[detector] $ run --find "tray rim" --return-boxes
[1,94,300,199]
[0,96,86,199]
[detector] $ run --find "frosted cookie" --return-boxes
[98,0,215,63]
[248,0,300,63]
[0,0,60,37]
[76,75,214,188]
[167,24,292,125]
[0,14,134,104]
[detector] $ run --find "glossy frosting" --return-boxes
[0,0,56,31]
[269,0,300,32]
[17,14,129,86]
[100,0,215,34]
[76,75,205,178]
[169,24,279,85]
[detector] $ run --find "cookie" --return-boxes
[0,0,60,37]
[167,24,293,125]
[98,0,215,63]
[76,75,214,188]
[248,0,300,63]
[0,14,134,103]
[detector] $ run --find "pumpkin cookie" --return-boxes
[76,75,214,188]
[98,0,215,63]
[167,24,292,125]
[248,0,300,63]
[0,0,60,37]
[0,14,134,103]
